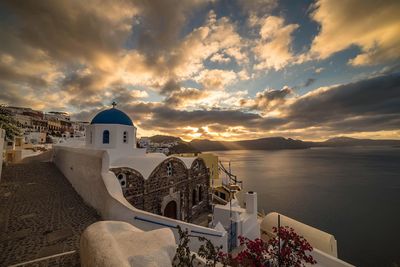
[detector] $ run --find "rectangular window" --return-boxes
[123,131,128,143]
[103,130,110,144]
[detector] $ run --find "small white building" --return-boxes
[24,131,47,144]
[53,106,229,252]
[138,137,150,148]
[213,192,260,249]
[72,121,88,137]
[85,107,139,161]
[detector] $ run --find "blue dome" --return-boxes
[91,108,133,126]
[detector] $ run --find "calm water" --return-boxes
[213,147,400,267]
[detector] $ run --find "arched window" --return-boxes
[193,161,199,171]
[103,130,110,144]
[198,186,203,202]
[167,162,173,176]
[90,131,93,144]
[123,131,128,143]
[192,188,197,206]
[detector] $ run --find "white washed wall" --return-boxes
[261,212,354,266]
[52,145,228,252]
[85,124,137,162]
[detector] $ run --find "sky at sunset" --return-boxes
[0,0,399,141]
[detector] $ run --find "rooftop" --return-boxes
[111,153,197,179]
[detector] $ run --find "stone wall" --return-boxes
[188,158,210,220]
[110,157,210,222]
[116,168,145,209]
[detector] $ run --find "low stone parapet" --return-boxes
[261,212,337,257]
[80,221,176,267]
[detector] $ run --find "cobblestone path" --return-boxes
[0,157,100,266]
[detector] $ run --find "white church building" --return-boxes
[85,106,139,161]
[51,105,352,266]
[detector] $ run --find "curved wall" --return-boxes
[52,145,227,252]
[261,212,337,256]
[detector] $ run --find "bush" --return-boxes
[235,226,317,267]
[173,225,316,267]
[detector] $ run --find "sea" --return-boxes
[212,147,400,267]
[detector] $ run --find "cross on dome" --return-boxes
[112,101,117,108]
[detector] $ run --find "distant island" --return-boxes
[143,135,400,154]
[313,137,400,147]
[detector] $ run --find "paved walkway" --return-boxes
[0,154,100,266]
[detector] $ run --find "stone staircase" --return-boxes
[0,155,100,266]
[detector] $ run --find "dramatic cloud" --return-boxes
[240,86,293,112]
[0,0,399,140]
[108,87,149,106]
[0,0,136,68]
[285,73,400,132]
[164,88,209,107]
[309,0,400,66]
[209,53,231,63]
[143,107,262,129]
[71,72,400,140]
[252,16,299,70]
[171,11,246,78]
[195,69,238,90]
[0,64,48,88]
[238,0,278,16]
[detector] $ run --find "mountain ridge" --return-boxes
[145,135,400,153]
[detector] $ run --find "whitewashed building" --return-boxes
[85,107,138,161]
[53,106,228,252]
[52,106,353,266]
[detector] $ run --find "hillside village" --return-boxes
[0,105,196,159]
[0,105,87,144]
[0,105,356,267]
[2,105,399,163]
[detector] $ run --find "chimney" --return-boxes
[245,191,257,214]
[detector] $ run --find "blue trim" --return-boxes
[134,216,224,238]
[134,216,177,229]
[191,230,224,237]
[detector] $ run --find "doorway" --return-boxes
[163,200,177,219]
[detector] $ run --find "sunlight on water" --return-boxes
[213,147,400,267]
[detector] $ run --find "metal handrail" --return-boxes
[134,216,224,238]
[218,161,243,186]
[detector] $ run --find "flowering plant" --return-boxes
[234,226,317,267]
[173,225,316,267]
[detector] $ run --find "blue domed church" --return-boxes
[85,106,138,160]
[84,105,210,222]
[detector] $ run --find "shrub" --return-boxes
[173,226,196,267]
[235,226,317,267]
[173,225,316,267]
